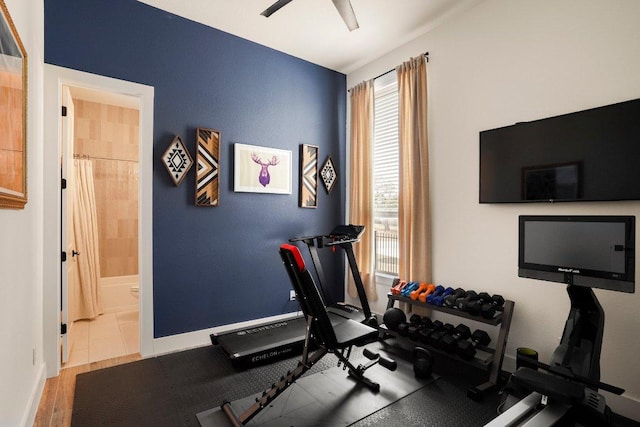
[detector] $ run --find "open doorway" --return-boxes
[43,65,154,378]
[62,85,141,367]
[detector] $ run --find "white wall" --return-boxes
[347,0,640,419]
[0,0,45,426]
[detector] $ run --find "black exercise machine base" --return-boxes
[210,315,310,368]
[211,311,366,369]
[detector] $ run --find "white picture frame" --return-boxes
[234,143,292,194]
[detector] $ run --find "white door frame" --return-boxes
[43,64,155,378]
[60,85,74,364]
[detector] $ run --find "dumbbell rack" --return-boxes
[382,292,514,401]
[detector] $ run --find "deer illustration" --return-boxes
[251,153,280,187]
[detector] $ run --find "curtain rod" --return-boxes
[74,154,138,163]
[374,51,429,81]
[349,52,429,92]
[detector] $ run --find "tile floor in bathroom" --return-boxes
[64,310,139,368]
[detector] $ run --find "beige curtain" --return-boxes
[397,55,432,282]
[348,80,377,301]
[73,159,103,319]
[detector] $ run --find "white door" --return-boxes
[60,86,76,364]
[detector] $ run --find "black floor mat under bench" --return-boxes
[196,346,435,426]
[73,345,333,427]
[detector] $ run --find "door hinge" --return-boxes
[62,251,67,262]
[61,323,67,335]
[61,106,67,117]
[61,178,67,189]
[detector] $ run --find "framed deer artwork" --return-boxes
[234,143,292,194]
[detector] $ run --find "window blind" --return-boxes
[373,72,399,217]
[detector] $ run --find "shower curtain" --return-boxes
[73,159,103,319]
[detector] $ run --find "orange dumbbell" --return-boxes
[410,282,430,300]
[418,284,437,303]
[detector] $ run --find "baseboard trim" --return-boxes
[23,362,47,427]
[150,311,302,357]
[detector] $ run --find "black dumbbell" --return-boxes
[481,294,505,319]
[407,314,432,341]
[406,314,421,339]
[440,323,472,353]
[456,329,491,360]
[407,324,420,340]
[477,292,492,304]
[413,317,434,340]
[456,290,481,314]
[416,319,440,343]
[424,320,446,347]
[409,313,424,325]
[428,323,455,349]
[443,288,466,307]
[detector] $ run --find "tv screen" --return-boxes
[480,98,640,203]
[518,215,635,293]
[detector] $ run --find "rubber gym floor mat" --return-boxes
[350,374,502,427]
[72,344,337,427]
[196,346,435,426]
[71,341,639,426]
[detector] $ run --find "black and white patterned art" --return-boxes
[320,156,337,194]
[162,135,193,186]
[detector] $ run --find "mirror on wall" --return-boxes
[0,0,27,209]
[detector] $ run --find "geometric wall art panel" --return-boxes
[161,135,193,186]
[299,144,318,208]
[320,155,337,194]
[195,128,220,206]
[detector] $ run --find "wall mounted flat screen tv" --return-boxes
[480,98,640,203]
[518,215,635,293]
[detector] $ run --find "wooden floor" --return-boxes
[33,353,142,427]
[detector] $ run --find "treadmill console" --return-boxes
[329,224,365,240]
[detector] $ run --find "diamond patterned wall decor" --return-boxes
[162,135,193,186]
[320,155,337,194]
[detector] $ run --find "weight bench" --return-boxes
[220,243,396,426]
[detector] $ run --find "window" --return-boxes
[373,72,399,275]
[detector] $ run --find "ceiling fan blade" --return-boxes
[261,0,294,18]
[331,0,359,31]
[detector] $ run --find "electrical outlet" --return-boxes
[289,290,296,301]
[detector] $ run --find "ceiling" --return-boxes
[137,0,482,74]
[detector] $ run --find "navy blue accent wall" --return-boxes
[45,0,346,337]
